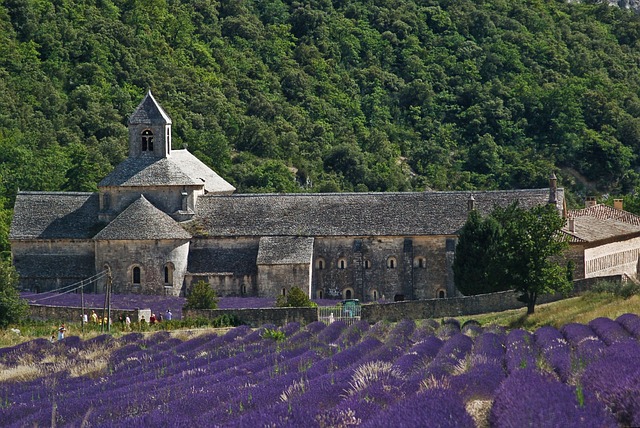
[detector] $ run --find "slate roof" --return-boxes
[98,150,235,193]
[191,189,563,237]
[12,254,95,278]
[257,237,315,265]
[187,247,258,275]
[10,192,102,240]
[562,204,640,243]
[129,90,172,125]
[94,195,191,241]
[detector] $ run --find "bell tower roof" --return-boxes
[129,90,172,125]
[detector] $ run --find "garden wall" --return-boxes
[29,304,149,323]
[183,307,317,327]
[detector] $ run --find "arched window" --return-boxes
[282,288,286,296]
[338,258,347,269]
[316,258,325,270]
[438,289,446,299]
[241,284,247,295]
[344,289,353,299]
[164,263,174,286]
[364,260,371,269]
[387,257,397,269]
[142,130,154,152]
[318,290,323,299]
[415,257,426,268]
[371,290,378,301]
[132,266,141,284]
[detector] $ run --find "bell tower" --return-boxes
[128,90,172,158]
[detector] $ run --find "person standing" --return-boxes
[57,324,66,341]
[125,315,131,331]
[90,310,98,324]
[165,309,172,321]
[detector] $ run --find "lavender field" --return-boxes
[1,315,639,427]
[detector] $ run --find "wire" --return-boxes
[27,270,109,303]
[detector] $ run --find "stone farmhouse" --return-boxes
[9,92,640,302]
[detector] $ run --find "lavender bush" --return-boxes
[1,315,639,426]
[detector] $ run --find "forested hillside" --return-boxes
[3,0,640,252]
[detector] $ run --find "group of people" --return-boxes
[148,309,173,325]
[50,309,175,341]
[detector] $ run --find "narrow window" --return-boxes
[387,257,397,269]
[241,284,247,295]
[372,290,378,301]
[318,290,323,299]
[133,266,141,284]
[164,264,174,286]
[142,130,153,152]
[282,288,286,296]
[364,260,371,269]
[316,258,325,270]
[338,258,347,269]
[438,290,446,299]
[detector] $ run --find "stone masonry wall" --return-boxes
[29,304,149,323]
[183,307,317,327]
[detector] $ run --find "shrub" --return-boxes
[590,280,640,298]
[183,280,218,310]
[275,286,316,308]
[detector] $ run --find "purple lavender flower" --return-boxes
[581,340,640,426]
[588,317,632,346]
[616,313,640,339]
[490,369,616,428]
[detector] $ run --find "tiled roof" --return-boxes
[94,195,191,240]
[187,246,258,275]
[562,204,640,243]
[98,150,235,193]
[568,204,640,226]
[129,90,172,125]
[190,189,562,237]
[257,236,314,264]
[9,192,102,240]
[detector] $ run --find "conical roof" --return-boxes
[94,195,191,240]
[129,90,172,125]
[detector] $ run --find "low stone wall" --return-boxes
[29,304,149,323]
[183,307,318,327]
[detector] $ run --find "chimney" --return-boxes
[568,217,575,233]
[467,194,475,212]
[548,172,558,204]
[614,199,623,211]
[586,196,597,208]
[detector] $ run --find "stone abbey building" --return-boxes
[12,92,632,302]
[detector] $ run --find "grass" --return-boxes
[458,292,640,330]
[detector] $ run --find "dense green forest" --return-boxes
[3,0,640,253]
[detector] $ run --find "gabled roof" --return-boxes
[93,195,191,240]
[190,189,563,237]
[10,192,102,240]
[129,90,172,125]
[98,150,235,193]
[562,204,640,243]
[257,237,315,265]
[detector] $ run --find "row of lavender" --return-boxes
[1,314,639,427]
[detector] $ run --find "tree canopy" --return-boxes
[275,286,316,307]
[184,280,219,310]
[3,0,640,251]
[0,259,28,327]
[454,203,571,314]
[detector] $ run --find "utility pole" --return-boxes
[107,267,112,333]
[80,279,85,336]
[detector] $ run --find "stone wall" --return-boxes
[183,307,317,328]
[29,304,149,323]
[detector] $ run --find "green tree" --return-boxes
[184,280,219,310]
[491,203,571,314]
[0,260,28,328]
[453,209,507,295]
[275,286,316,307]
[454,202,570,314]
